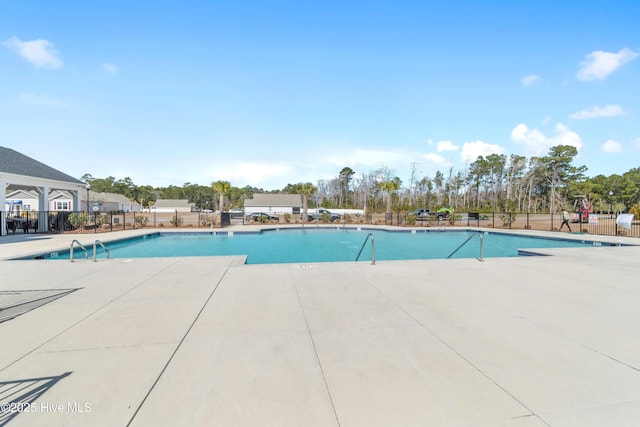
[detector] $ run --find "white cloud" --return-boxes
[326,148,409,168]
[569,104,624,120]
[602,140,623,153]
[210,161,295,187]
[577,48,638,81]
[3,36,63,69]
[461,141,504,163]
[322,146,460,182]
[511,124,547,154]
[521,74,540,86]
[101,63,119,74]
[422,153,450,167]
[511,123,583,156]
[554,123,583,150]
[636,138,640,150]
[437,140,459,152]
[217,147,414,188]
[18,93,68,108]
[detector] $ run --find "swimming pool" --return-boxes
[30,228,622,264]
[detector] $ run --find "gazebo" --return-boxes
[1,146,86,236]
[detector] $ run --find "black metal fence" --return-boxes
[2,210,638,239]
[1,210,222,234]
[398,211,639,238]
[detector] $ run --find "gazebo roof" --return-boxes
[0,146,83,185]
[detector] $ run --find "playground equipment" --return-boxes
[570,195,593,223]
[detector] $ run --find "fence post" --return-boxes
[175,210,178,228]
[492,212,495,228]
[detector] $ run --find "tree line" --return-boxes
[81,144,640,215]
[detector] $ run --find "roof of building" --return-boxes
[153,199,194,208]
[0,146,84,184]
[244,193,302,207]
[86,191,139,205]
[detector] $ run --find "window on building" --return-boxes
[56,201,71,211]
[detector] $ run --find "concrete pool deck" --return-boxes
[1,226,639,426]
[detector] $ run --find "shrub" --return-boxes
[170,215,184,227]
[135,215,149,227]
[68,212,90,229]
[95,213,110,226]
[406,214,417,225]
[498,199,516,225]
[284,213,291,223]
[200,213,215,227]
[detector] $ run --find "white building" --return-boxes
[150,199,195,213]
[243,194,303,215]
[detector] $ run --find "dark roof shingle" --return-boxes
[0,146,84,184]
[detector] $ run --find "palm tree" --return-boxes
[338,166,355,207]
[379,178,401,223]
[293,182,317,221]
[211,180,231,212]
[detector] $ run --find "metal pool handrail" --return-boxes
[70,240,88,262]
[355,233,375,265]
[93,240,111,262]
[447,232,484,261]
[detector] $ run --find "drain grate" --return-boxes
[0,289,79,323]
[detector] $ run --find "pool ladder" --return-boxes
[93,240,111,262]
[69,240,110,262]
[355,233,375,265]
[447,232,484,261]
[69,240,88,262]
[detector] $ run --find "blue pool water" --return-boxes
[36,228,617,264]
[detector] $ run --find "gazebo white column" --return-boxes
[72,190,81,211]
[1,180,7,236]
[37,186,50,233]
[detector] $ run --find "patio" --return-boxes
[1,229,639,426]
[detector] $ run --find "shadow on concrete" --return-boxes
[0,289,79,323]
[0,371,72,425]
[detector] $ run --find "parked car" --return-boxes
[436,207,454,219]
[229,209,244,219]
[248,212,279,222]
[409,208,433,219]
[307,208,340,222]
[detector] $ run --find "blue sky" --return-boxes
[2,1,639,190]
